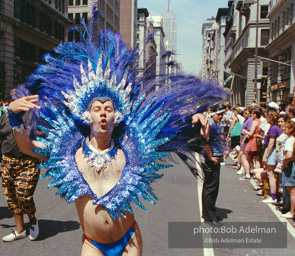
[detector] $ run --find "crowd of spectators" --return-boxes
[215,100,295,225]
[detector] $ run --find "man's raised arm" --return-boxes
[8,95,48,161]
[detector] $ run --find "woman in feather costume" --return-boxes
[7,5,228,256]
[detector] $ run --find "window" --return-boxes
[75,13,80,24]
[284,49,291,74]
[271,23,274,40]
[260,5,268,19]
[290,4,294,24]
[68,13,73,22]
[261,29,269,46]
[115,0,119,13]
[19,39,36,62]
[262,62,268,76]
[282,11,285,31]
[273,58,279,78]
[75,31,80,41]
[0,0,4,13]
[83,0,88,5]
[68,31,73,42]
[82,13,88,24]
[69,0,73,5]
[76,0,80,6]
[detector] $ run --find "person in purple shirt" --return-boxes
[237,108,253,174]
[261,109,282,204]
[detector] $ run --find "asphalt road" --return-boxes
[1,155,295,256]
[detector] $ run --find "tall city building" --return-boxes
[148,15,166,77]
[68,0,120,42]
[120,0,137,49]
[215,8,229,85]
[0,0,69,100]
[201,18,216,82]
[162,0,177,64]
[136,8,149,75]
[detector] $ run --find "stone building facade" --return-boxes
[68,0,120,42]
[266,0,295,105]
[202,0,295,107]
[120,0,137,49]
[0,0,69,100]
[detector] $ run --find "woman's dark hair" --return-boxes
[252,109,261,118]
[278,114,290,122]
[286,120,295,136]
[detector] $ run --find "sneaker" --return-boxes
[29,220,39,241]
[261,197,277,204]
[2,230,26,242]
[256,189,263,196]
[280,212,294,219]
[236,167,245,175]
[239,175,251,180]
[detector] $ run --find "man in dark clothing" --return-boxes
[201,108,224,225]
[0,108,40,242]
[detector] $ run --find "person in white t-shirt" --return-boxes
[274,115,290,173]
[281,121,295,219]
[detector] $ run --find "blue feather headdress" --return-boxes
[11,4,229,218]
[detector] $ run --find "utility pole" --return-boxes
[254,0,259,102]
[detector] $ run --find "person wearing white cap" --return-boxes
[266,102,280,112]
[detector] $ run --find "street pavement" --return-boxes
[1,155,295,256]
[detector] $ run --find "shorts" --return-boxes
[263,148,276,166]
[1,154,40,217]
[230,136,240,148]
[245,151,261,157]
[282,162,295,186]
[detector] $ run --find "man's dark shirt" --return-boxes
[187,120,205,154]
[0,112,27,158]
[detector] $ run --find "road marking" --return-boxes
[196,153,215,256]
[249,178,295,239]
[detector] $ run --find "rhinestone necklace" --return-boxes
[82,136,118,173]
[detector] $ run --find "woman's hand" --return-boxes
[262,156,268,166]
[8,95,40,114]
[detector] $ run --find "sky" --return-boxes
[137,0,229,76]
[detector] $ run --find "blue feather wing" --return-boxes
[37,105,96,203]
